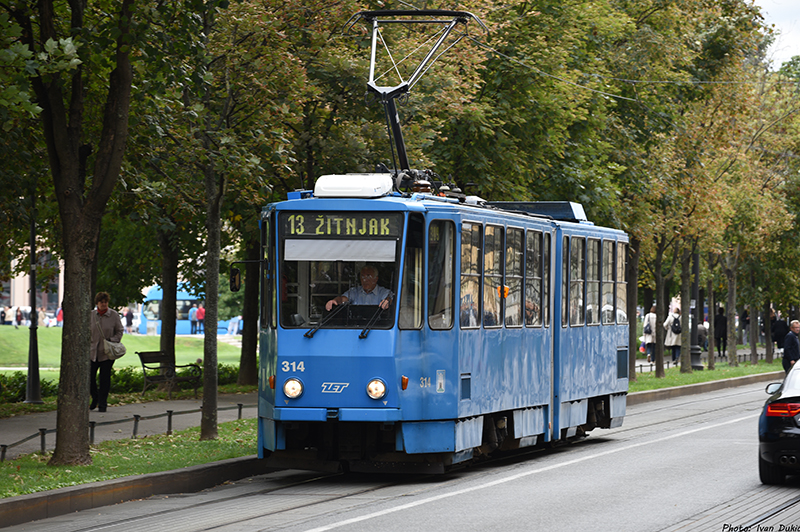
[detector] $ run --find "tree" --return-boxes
[5,0,135,465]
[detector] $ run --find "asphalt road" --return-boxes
[6,380,799,532]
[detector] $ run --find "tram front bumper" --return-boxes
[272,407,402,422]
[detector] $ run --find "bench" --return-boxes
[136,351,202,399]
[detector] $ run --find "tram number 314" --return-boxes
[281,361,306,372]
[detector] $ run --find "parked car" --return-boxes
[758,364,800,484]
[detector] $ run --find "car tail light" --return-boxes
[766,403,800,417]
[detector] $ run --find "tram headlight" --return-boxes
[283,378,304,399]
[366,378,387,400]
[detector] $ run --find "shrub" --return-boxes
[109,366,144,394]
[2,363,241,402]
[0,371,59,402]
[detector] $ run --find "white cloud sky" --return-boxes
[755,0,800,67]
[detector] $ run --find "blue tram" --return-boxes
[255,173,629,473]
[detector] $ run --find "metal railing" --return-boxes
[636,350,776,373]
[0,403,255,462]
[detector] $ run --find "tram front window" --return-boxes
[278,212,402,330]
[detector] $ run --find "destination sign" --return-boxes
[279,212,403,239]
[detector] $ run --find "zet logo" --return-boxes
[321,382,350,393]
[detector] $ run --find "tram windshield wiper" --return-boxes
[359,293,393,339]
[305,302,349,338]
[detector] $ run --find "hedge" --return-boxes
[0,364,240,403]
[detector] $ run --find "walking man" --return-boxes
[782,320,800,375]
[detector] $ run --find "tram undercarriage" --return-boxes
[262,394,623,474]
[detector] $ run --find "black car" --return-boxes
[758,364,800,484]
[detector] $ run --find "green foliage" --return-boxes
[0,372,59,402]
[0,363,239,404]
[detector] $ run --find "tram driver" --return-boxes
[325,265,392,311]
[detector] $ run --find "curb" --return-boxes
[0,455,274,528]
[626,371,784,406]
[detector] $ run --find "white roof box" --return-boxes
[314,173,394,198]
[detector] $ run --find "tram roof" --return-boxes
[268,174,626,238]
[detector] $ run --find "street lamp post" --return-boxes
[25,184,42,404]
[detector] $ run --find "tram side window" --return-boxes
[460,222,482,328]
[524,230,542,327]
[543,233,551,327]
[602,241,615,325]
[569,237,585,326]
[428,220,455,330]
[616,242,628,324]
[561,236,569,327]
[505,228,523,327]
[483,225,504,328]
[587,239,600,325]
[399,213,424,329]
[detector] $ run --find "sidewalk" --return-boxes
[0,392,257,461]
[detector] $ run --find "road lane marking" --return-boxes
[303,413,759,532]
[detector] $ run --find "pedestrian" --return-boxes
[90,292,124,412]
[189,304,198,334]
[124,307,133,334]
[643,305,657,363]
[56,303,63,327]
[15,308,22,328]
[196,304,205,334]
[227,315,241,335]
[0,306,5,325]
[664,306,682,364]
[714,307,727,359]
[782,320,800,375]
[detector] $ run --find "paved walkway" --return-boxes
[0,392,257,461]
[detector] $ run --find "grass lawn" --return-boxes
[0,326,242,374]
[628,359,784,393]
[0,418,257,498]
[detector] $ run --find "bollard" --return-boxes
[39,428,47,454]
[167,410,173,436]
[133,415,141,438]
[89,421,96,445]
[238,403,243,420]
[1,444,6,462]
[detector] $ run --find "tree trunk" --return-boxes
[707,270,716,371]
[679,245,692,373]
[238,237,260,386]
[28,0,134,466]
[200,161,222,440]
[626,238,640,382]
[650,235,677,379]
[642,286,654,314]
[764,299,773,364]
[159,229,179,364]
[724,246,739,367]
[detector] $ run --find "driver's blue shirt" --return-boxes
[343,285,391,305]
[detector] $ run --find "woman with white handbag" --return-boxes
[90,291,124,412]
